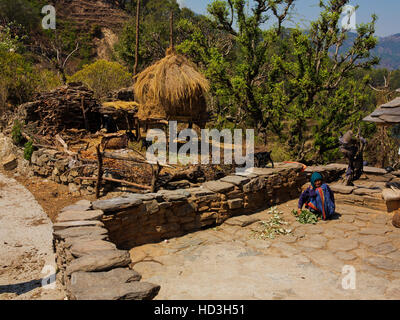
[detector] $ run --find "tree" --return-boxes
[68,60,133,99]
[178,0,379,163]
[115,0,191,72]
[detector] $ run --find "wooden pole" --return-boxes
[151,162,161,193]
[95,144,103,199]
[78,176,151,190]
[133,0,140,77]
[81,96,89,131]
[170,11,174,50]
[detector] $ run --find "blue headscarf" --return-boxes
[310,172,323,189]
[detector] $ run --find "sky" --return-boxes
[178,0,400,37]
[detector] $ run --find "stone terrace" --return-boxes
[51,163,400,300]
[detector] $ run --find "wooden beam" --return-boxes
[78,176,151,190]
[95,144,104,199]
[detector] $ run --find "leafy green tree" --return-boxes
[178,0,379,163]
[115,0,199,72]
[68,59,133,98]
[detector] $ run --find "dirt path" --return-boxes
[130,200,400,300]
[0,173,65,300]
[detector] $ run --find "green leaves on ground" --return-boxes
[252,206,292,240]
[292,209,319,225]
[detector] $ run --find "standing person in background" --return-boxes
[339,129,367,186]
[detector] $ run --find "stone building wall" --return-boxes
[53,200,160,300]
[92,163,315,249]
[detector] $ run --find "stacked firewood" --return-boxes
[21,82,102,136]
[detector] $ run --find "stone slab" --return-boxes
[53,220,104,231]
[363,167,387,175]
[54,227,108,240]
[157,190,191,202]
[227,198,244,210]
[353,188,382,196]
[330,184,356,194]
[57,210,104,223]
[243,177,266,193]
[224,215,260,227]
[70,240,117,258]
[202,181,235,194]
[382,188,400,202]
[66,250,131,275]
[68,269,159,300]
[93,196,143,213]
[61,200,92,213]
[220,175,250,187]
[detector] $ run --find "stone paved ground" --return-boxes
[130,200,400,300]
[0,173,65,300]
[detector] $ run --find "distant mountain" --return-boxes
[375,33,400,70]
[342,32,400,70]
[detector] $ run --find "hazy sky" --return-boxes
[181,0,400,37]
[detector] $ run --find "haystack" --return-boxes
[134,48,210,125]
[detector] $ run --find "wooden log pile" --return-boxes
[21,82,102,135]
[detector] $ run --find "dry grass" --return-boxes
[102,101,140,110]
[134,47,209,121]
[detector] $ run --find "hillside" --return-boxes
[340,32,400,70]
[53,0,129,31]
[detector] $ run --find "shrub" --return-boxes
[24,140,34,161]
[68,60,133,99]
[11,120,24,145]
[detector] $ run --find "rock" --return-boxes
[297,236,327,250]
[53,220,104,231]
[64,234,109,247]
[330,184,355,194]
[61,200,92,212]
[245,167,277,176]
[92,196,143,213]
[158,190,191,202]
[66,250,131,275]
[364,256,400,271]
[393,212,400,228]
[369,243,397,255]
[68,183,80,194]
[68,270,159,300]
[327,239,359,252]
[243,177,266,193]
[224,215,260,227]
[70,240,117,258]
[2,154,18,171]
[359,227,391,236]
[144,200,160,214]
[353,188,382,196]
[227,198,244,210]
[220,175,250,187]
[335,252,357,261]
[53,227,108,241]
[56,210,104,223]
[187,187,216,198]
[363,167,387,175]
[382,188,400,202]
[355,235,389,247]
[202,181,235,194]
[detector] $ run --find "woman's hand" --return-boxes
[297,208,302,215]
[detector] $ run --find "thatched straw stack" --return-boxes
[134,48,210,125]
